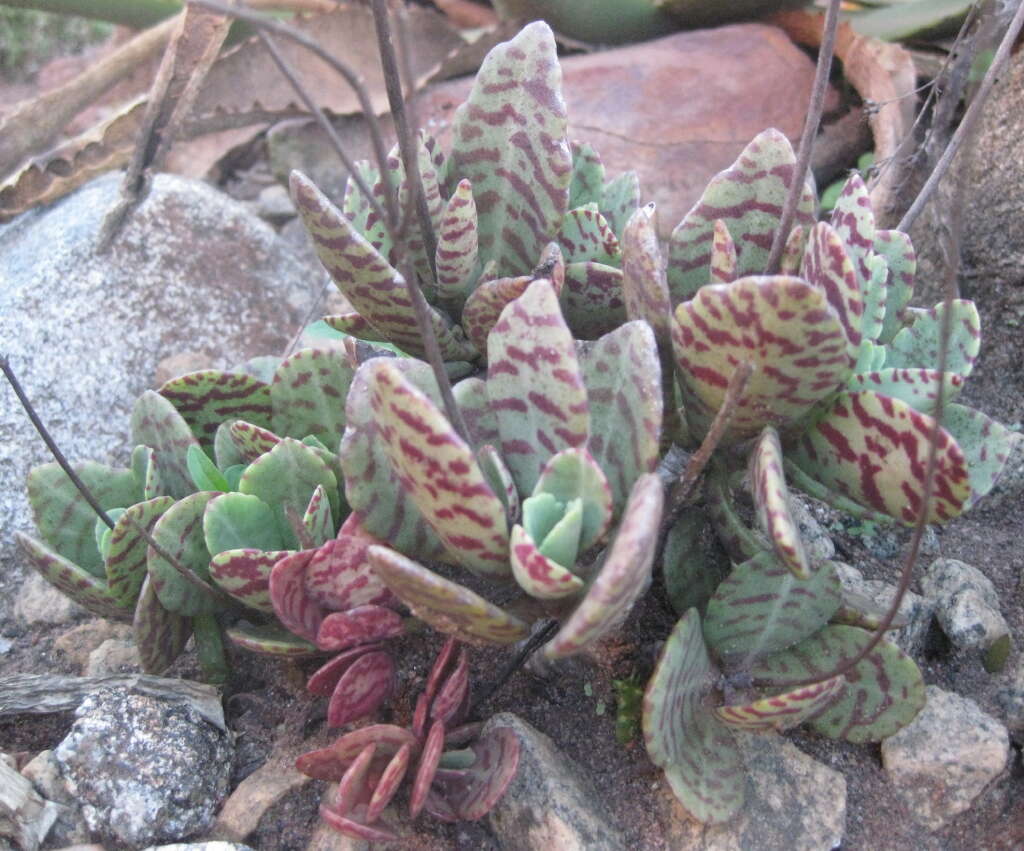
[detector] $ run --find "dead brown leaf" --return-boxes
[433,0,500,29]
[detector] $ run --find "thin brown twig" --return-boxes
[469,619,559,716]
[765,0,841,274]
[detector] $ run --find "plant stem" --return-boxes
[765,0,841,275]
[469,619,559,716]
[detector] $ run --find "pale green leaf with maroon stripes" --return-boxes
[104,496,175,607]
[487,279,590,495]
[884,299,981,378]
[435,179,479,304]
[342,158,391,260]
[368,546,530,645]
[556,204,621,265]
[569,140,604,209]
[209,548,289,613]
[226,621,319,657]
[228,420,280,463]
[402,133,447,288]
[158,370,272,452]
[545,473,663,659]
[599,170,640,239]
[714,677,844,731]
[667,129,816,304]
[671,276,852,444]
[579,321,663,515]
[533,447,613,550]
[453,377,500,448]
[859,253,889,344]
[751,625,926,743]
[203,492,283,555]
[212,425,244,471]
[303,484,334,546]
[847,368,963,413]
[147,490,221,616]
[509,522,584,599]
[779,224,806,275]
[132,390,199,499]
[622,203,671,346]
[366,359,509,576]
[705,463,767,563]
[133,575,192,673]
[709,219,738,285]
[560,261,626,339]
[662,507,730,618]
[874,229,916,344]
[477,444,519,524]
[642,608,745,824]
[750,426,809,579]
[703,552,841,663]
[270,347,354,445]
[829,173,876,293]
[322,313,390,343]
[792,390,970,525]
[782,459,894,525]
[800,221,862,358]
[448,21,572,276]
[462,274,532,356]
[941,403,1015,507]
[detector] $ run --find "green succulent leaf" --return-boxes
[368,546,530,645]
[226,621,320,657]
[662,507,730,617]
[303,485,334,547]
[667,129,816,303]
[713,676,845,731]
[104,496,175,607]
[941,402,1016,507]
[536,496,583,566]
[203,492,284,555]
[133,575,192,674]
[94,510,124,562]
[342,158,392,261]
[800,221,862,358]
[705,464,766,563]
[147,491,221,617]
[269,347,355,446]
[556,204,621,265]
[453,377,501,447]
[435,178,479,304]
[622,203,672,346]
[476,444,519,523]
[509,522,585,599]
[213,423,246,471]
[709,219,738,284]
[599,170,641,240]
[158,370,272,452]
[829,174,877,300]
[462,274,532,356]
[448,21,571,276]
[751,625,926,743]
[209,548,289,613]
[132,445,164,501]
[568,140,605,209]
[847,368,963,413]
[859,253,889,344]
[228,420,280,462]
[781,459,894,525]
[779,224,806,275]
[560,261,627,339]
[884,299,981,378]
[750,426,809,579]
[874,229,916,344]
[187,445,229,493]
[131,390,200,499]
[533,447,613,551]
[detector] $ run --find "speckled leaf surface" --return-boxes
[884,300,981,378]
[435,179,479,304]
[569,141,604,209]
[326,650,395,727]
[159,370,272,452]
[751,625,926,743]
[556,204,620,265]
[203,492,283,555]
[800,222,862,358]
[578,321,663,514]
[16,532,126,619]
[147,491,220,616]
[303,532,395,612]
[642,609,744,824]
[269,548,323,643]
[27,461,139,575]
[366,742,412,823]
[782,459,893,525]
[859,253,889,344]
[104,496,175,606]
[227,420,280,463]
[667,129,816,304]
[874,229,916,344]
[307,644,381,696]
[226,621,319,657]
[453,377,500,448]
[342,158,391,261]
[133,445,165,501]
[487,280,590,495]
[599,171,640,239]
[671,276,851,443]
[209,547,288,613]
[703,553,841,662]
[270,348,354,445]
[793,390,970,525]
[829,174,876,293]
[317,605,404,652]
[462,274,532,356]
[779,224,805,275]
[367,359,509,575]
[545,474,663,659]
[941,403,1015,507]
[560,261,626,339]
[709,219,738,285]
[662,507,729,617]
[533,447,613,551]
[622,203,671,344]
[321,313,389,343]
[133,575,191,674]
[714,677,844,731]
[750,426,809,579]
[131,390,200,499]
[303,485,334,546]
[427,727,520,821]
[509,523,584,599]
[368,546,529,645]
[847,368,962,413]
[448,22,571,276]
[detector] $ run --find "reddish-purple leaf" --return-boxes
[296,725,417,781]
[431,648,469,726]
[410,719,445,818]
[317,605,404,652]
[307,643,382,696]
[425,636,460,706]
[327,650,395,728]
[319,804,398,842]
[209,547,290,613]
[366,742,412,823]
[333,743,376,816]
[427,726,520,821]
[269,549,321,643]
[304,515,395,611]
[750,426,809,579]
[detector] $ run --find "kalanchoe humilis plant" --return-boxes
[295,638,519,841]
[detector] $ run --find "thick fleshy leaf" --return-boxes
[642,609,744,824]
[299,726,416,778]
[431,648,470,726]
[366,743,413,823]
[227,420,280,463]
[874,229,916,344]
[667,129,816,303]
[319,805,398,843]
[848,368,963,413]
[578,321,663,513]
[569,140,604,209]
[366,359,509,576]
[226,621,319,657]
[477,445,519,524]
[800,221,862,357]
[662,507,729,617]
[131,390,200,499]
[703,553,842,663]
[487,279,590,495]
[317,605,404,652]
[203,492,283,555]
[560,261,627,339]
[186,445,228,492]
[427,726,520,821]
[453,377,500,448]
[209,548,288,613]
[304,521,395,611]
[941,403,1015,507]
[435,179,479,304]
[778,224,806,275]
[750,426,809,579]
[509,524,585,600]
[147,491,221,616]
[884,299,981,378]
[793,390,970,525]
[270,549,322,643]
[270,347,355,444]
[368,547,530,645]
[713,677,845,731]
[545,473,663,659]
[599,172,640,241]
[462,274,532,356]
[16,532,126,619]
[334,743,376,816]
[411,719,446,818]
[159,370,272,451]
[829,173,876,298]
[132,575,191,674]
[134,445,167,501]
[859,253,889,344]
[556,204,620,265]
[709,219,738,285]
[781,459,894,525]
[705,464,767,563]
[751,625,926,743]
[104,496,175,606]
[303,485,334,547]
[327,650,395,727]
[342,157,391,261]
[448,21,572,276]
[622,203,671,344]
[307,644,380,695]
[322,312,389,343]
[533,447,613,551]
[671,276,852,443]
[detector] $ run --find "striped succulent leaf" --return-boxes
[858,253,889,344]
[556,204,621,265]
[671,276,852,443]
[158,370,272,452]
[643,609,745,824]
[487,279,590,495]
[667,129,816,304]
[104,496,175,607]
[426,727,520,822]
[509,522,585,600]
[884,299,981,378]
[322,313,389,343]
[366,359,510,576]
[303,521,394,612]
[829,174,876,295]
[269,348,355,445]
[750,426,810,579]
[792,390,970,525]
[297,725,418,781]
[147,491,221,616]
[751,625,926,743]
[703,552,842,663]
[709,219,738,285]
[412,720,445,818]
[779,224,806,275]
[873,229,916,344]
[342,158,391,261]
[435,179,479,304]
[228,420,280,463]
[368,546,530,645]
[847,368,963,413]
[308,644,385,695]
[800,221,862,359]
[545,473,663,659]
[621,204,672,345]
[452,377,500,447]
[560,261,627,339]
[461,274,533,356]
[568,141,605,209]
[269,548,322,643]
[941,403,1015,507]
[132,446,165,501]
[448,21,572,276]
[303,484,334,546]
[705,464,767,563]
[203,492,283,555]
[476,445,519,524]
[662,507,729,617]
[133,575,192,673]
[209,547,289,613]
[714,677,844,731]
[131,390,199,499]
[226,622,318,657]
[599,170,641,240]
[318,605,404,652]
[320,648,396,728]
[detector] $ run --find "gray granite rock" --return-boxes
[54,687,233,846]
[993,657,1024,735]
[834,563,934,656]
[84,637,140,676]
[920,558,1009,651]
[20,750,90,847]
[881,685,1009,830]
[788,495,835,562]
[13,572,82,627]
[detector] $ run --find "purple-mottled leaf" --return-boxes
[327,650,395,727]
[425,637,460,708]
[366,741,412,823]
[427,726,520,821]
[703,552,841,662]
[304,520,396,611]
[750,426,809,579]
[302,485,334,547]
[509,523,584,600]
[884,299,981,378]
[709,219,737,285]
[131,390,199,499]
[342,157,390,261]
[319,805,398,843]
[133,574,191,674]
[270,549,321,642]
[209,547,289,613]
[622,203,671,345]
[462,274,532,356]
[556,204,620,265]
[147,491,220,616]
[859,253,889,344]
[453,377,500,447]
[298,725,418,781]
[642,609,744,824]
[874,229,916,344]
[226,621,319,657]
[829,174,877,310]
[488,279,590,495]
[560,261,626,339]
[599,170,640,238]
[545,473,663,659]
[662,507,730,617]
[334,743,376,815]
[793,390,970,525]
[104,496,175,606]
[714,677,845,731]
[477,444,519,524]
[307,643,380,695]
[159,370,272,452]
[431,648,469,725]
[667,129,816,303]
[203,492,283,555]
[848,368,963,413]
[411,718,445,818]
[942,402,1015,507]
[800,222,862,358]
[569,140,604,209]
[671,276,851,443]
[534,447,613,550]
[369,546,530,645]
[269,347,355,445]
[435,178,479,304]
[448,21,571,276]
[366,359,510,576]
[779,224,806,275]
[578,320,662,514]
[317,605,404,652]
[322,313,389,343]
[228,420,280,462]
[15,532,126,619]
[133,445,167,502]
[751,625,926,743]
